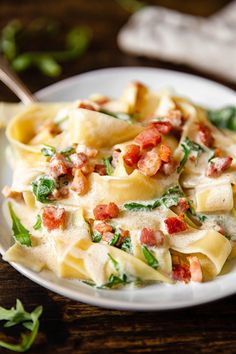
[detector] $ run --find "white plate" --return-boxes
[1,67,236,310]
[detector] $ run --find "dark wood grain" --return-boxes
[0,1,236,353]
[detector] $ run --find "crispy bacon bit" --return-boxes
[160,159,177,176]
[135,128,162,150]
[78,102,97,111]
[70,153,87,169]
[206,157,233,177]
[94,222,113,234]
[188,256,203,282]
[91,95,110,105]
[106,202,119,218]
[81,163,94,175]
[214,148,223,158]
[172,264,191,283]
[71,170,89,195]
[93,202,119,221]
[94,164,107,176]
[76,144,98,158]
[164,217,187,234]
[177,198,190,214]
[76,144,98,157]
[48,187,69,200]
[2,186,23,201]
[42,206,66,231]
[137,149,162,176]
[198,123,214,147]
[166,109,183,128]
[116,228,130,247]
[102,232,114,243]
[111,150,121,168]
[123,144,140,166]
[140,228,157,247]
[41,121,61,135]
[49,153,68,179]
[149,121,173,135]
[159,144,172,163]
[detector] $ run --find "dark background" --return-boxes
[1,1,236,353]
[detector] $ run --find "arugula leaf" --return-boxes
[121,237,132,253]
[8,203,32,247]
[32,175,55,203]
[41,144,56,157]
[108,253,120,272]
[161,185,184,208]
[124,200,161,211]
[142,246,158,269]
[99,108,135,123]
[92,231,102,243]
[0,299,43,352]
[177,137,205,173]
[124,186,183,211]
[102,156,114,176]
[60,146,76,157]
[109,233,120,246]
[33,214,42,231]
[103,274,130,288]
[207,106,236,131]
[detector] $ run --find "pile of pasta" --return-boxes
[2,81,236,288]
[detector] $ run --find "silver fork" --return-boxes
[0,56,36,104]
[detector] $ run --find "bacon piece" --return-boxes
[91,95,110,105]
[198,123,214,148]
[94,164,107,176]
[134,128,161,150]
[102,232,115,243]
[214,148,223,158]
[42,206,66,231]
[78,102,97,111]
[94,222,113,234]
[106,202,119,218]
[93,202,119,221]
[70,152,87,169]
[159,144,172,163]
[160,159,177,176]
[123,144,140,166]
[140,228,157,247]
[40,121,61,135]
[137,149,162,176]
[48,187,69,200]
[164,217,187,234]
[76,144,98,158]
[148,121,172,135]
[206,157,233,177]
[188,256,203,282]
[116,228,130,247]
[2,186,23,201]
[71,170,89,195]
[172,264,191,283]
[177,198,190,214]
[49,153,68,179]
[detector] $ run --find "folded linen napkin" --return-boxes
[118,1,236,83]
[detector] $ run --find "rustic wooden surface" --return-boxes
[0,1,236,353]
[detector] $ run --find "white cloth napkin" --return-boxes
[118,1,236,83]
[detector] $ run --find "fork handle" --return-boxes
[0,57,36,104]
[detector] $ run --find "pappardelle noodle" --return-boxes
[2,81,236,289]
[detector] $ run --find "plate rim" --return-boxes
[2,66,236,310]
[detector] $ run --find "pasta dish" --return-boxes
[2,81,236,289]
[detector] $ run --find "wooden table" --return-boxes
[0,1,236,353]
